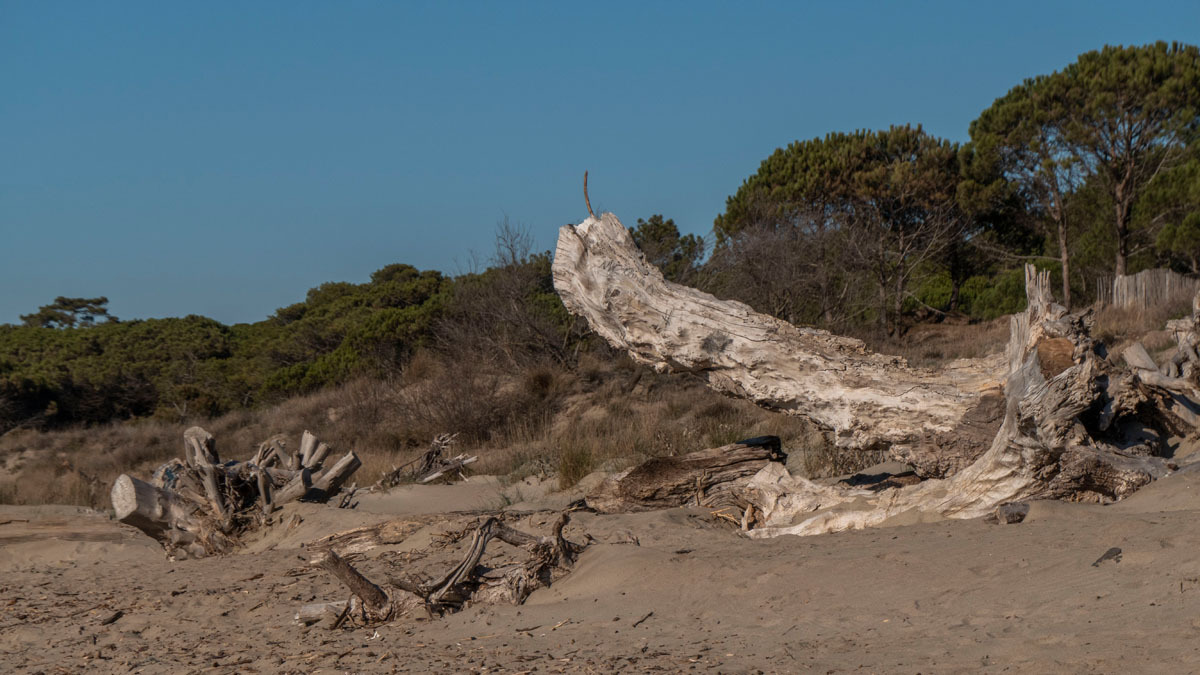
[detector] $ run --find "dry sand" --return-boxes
[4,470,1200,673]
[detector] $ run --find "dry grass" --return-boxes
[859,317,1011,369]
[1093,296,1194,359]
[0,350,889,509]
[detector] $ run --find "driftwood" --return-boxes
[111,428,360,557]
[304,513,587,626]
[585,436,785,513]
[374,433,478,489]
[553,212,1200,537]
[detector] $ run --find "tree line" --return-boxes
[1,42,1197,433]
[706,42,1200,332]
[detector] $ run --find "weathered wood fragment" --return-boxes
[255,468,273,515]
[310,517,440,556]
[1123,342,1159,372]
[183,426,218,467]
[295,600,348,626]
[274,468,313,506]
[307,513,588,625]
[111,474,202,541]
[308,442,331,470]
[299,430,319,468]
[309,451,362,499]
[585,436,784,513]
[199,463,230,528]
[418,455,478,483]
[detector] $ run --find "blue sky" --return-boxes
[2,1,1198,325]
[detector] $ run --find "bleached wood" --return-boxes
[274,467,312,505]
[199,463,230,528]
[295,600,347,626]
[552,213,1200,537]
[311,451,361,497]
[255,467,273,515]
[308,442,331,470]
[111,474,201,541]
[1123,342,1158,371]
[299,430,319,468]
[313,549,390,618]
[553,213,1005,466]
[183,426,218,467]
[417,455,477,483]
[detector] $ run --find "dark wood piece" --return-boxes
[586,436,785,513]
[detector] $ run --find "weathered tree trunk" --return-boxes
[553,212,1200,537]
[585,436,785,513]
[554,212,1004,475]
[111,474,202,541]
[274,467,313,505]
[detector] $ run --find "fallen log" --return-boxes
[273,467,313,506]
[585,436,785,513]
[552,211,1200,537]
[111,474,204,542]
[314,549,393,622]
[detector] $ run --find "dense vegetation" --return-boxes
[2,42,1198,434]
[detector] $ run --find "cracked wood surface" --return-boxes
[553,213,1004,461]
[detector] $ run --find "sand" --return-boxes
[4,471,1200,673]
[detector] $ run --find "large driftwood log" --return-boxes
[585,436,785,513]
[553,212,1200,537]
[553,213,1005,477]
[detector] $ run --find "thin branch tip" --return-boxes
[584,171,595,218]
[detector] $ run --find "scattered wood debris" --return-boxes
[300,512,588,627]
[373,433,478,489]
[111,428,360,558]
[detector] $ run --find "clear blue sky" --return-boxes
[3,1,1197,325]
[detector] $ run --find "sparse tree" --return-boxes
[964,75,1085,307]
[628,214,705,284]
[20,296,117,329]
[1060,42,1200,275]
